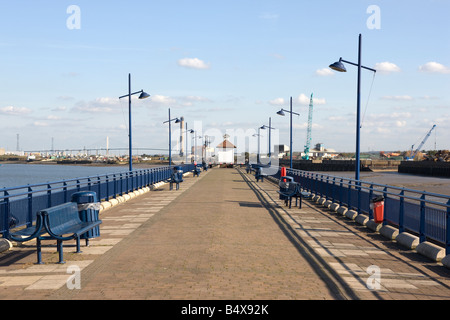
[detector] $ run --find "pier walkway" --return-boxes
[1,167,450,301]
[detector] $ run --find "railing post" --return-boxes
[331,177,336,202]
[28,186,33,228]
[47,184,52,208]
[368,184,374,220]
[3,191,10,238]
[63,182,68,203]
[399,190,405,233]
[113,174,118,198]
[97,176,101,201]
[383,186,388,224]
[347,180,352,210]
[419,194,426,243]
[446,199,450,255]
[356,181,361,214]
[106,175,110,200]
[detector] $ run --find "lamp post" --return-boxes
[185,122,189,164]
[163,108,180,168]
[188,129,198,163]
[261,117,275,161]
[277,97,299,169]
[119,73,150,172]
[329,33,376,181]
[252,126,265,164]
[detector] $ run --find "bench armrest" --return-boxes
[9,215,44,242]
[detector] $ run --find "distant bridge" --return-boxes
[24,147,169,155]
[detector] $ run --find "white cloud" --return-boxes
[315,68,334,76]
[381,95,413,101]
[0,106,32,115]
[419,61,450,74]
[52,106,68,111]
[72,97,122,113]
[269,98,286,106]
[33,121,48,127]
[395,120,407,127]
[177,58,210,70]
[47,115,61,120]
[150,95,177,106]
[374,62,401,74]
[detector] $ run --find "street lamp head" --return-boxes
[260,126,266,130]
[188,129,194,134]
[175,118,181,124]
[277,109,285,116]
[329,58,347,72]
[138,91,151,99]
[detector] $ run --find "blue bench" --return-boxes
[193,165,202,177]
[277,180,302,209]
[255,167,267,182]
[9,202,102,264]
[170,172,183,190]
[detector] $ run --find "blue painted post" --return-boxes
[383,187,388,224]
[419,194,426,243]
[47,184,52,208]
[63,182,68,203]
[27,187,33,228]
[355,34,362,182]
[399,190,405,233]
[357,183,361,214]
[3,191,10,238]
[113,175,117,198]
[332,177,336,202]
[290,97,293,169]
[106,175,110,200]
[348,181,352,210]
[368,184,374,220]
[446,199,450,255]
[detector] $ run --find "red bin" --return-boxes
[371,196,384,223]
[281,167,287,182]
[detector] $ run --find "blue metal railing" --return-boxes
[270,166,450,254]
[1,164,195,238]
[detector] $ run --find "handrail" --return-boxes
[288,168,450,207]
[272,166,450,254]
[1,164,195,238]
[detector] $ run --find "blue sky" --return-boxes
[0,0,449,155]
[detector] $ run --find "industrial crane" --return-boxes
[406,124,436,161]
[303,93,314,160]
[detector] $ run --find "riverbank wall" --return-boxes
[398,161,450,177]
[279,159,400,172]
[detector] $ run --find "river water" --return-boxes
[0,164,133,189]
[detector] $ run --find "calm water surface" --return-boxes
[0,164,133,189]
